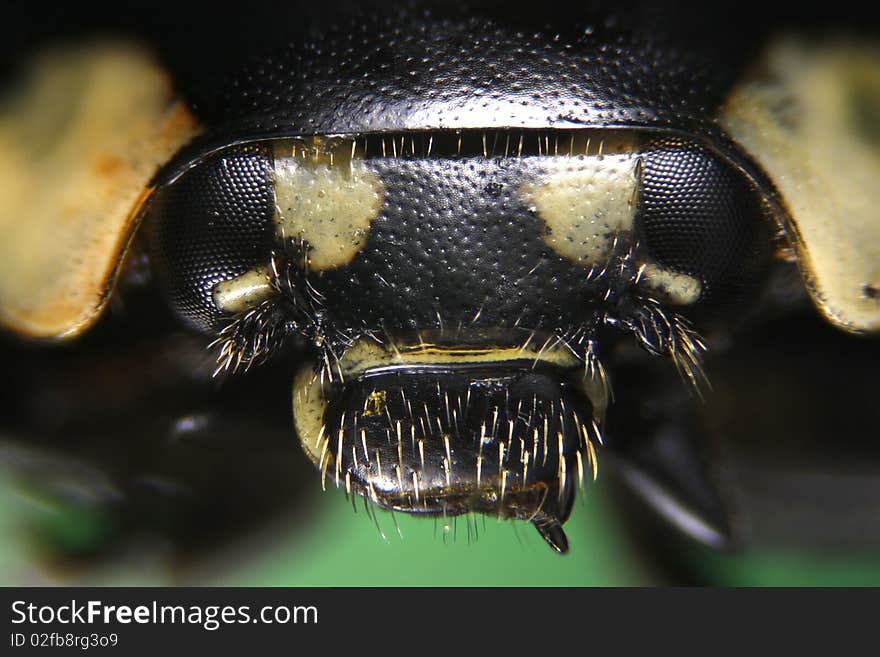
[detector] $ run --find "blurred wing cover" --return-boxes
[0,42,198,339]
[722,37,880,334]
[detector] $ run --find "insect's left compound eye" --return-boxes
[636,138,773,308]
[145,144,277,332]
[146,139,387,339]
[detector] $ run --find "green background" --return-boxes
[0,480,653,585]
[2,476,879,586]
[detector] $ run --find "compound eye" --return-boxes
[146,144,276,332]
[637,139,772,307]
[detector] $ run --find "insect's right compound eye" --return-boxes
[145,144,276,332]
[636,139,773,309]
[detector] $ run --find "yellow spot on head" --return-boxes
[212,266,275,313]
[520,154,640,267]
[273,140,385,271]
[639,263,702,306]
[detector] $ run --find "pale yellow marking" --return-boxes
[722,37,880,333]
[273,142,385,271]
[363,389,386,416]
[639,263,702,306]
[336,335,581,378]
[521,154,640,266]
[0,41,199,339]
[212,266,275,313]
[292,367,330,467]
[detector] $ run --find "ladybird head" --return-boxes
[145,129,770,552]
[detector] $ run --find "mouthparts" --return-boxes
[293,332,603,554]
